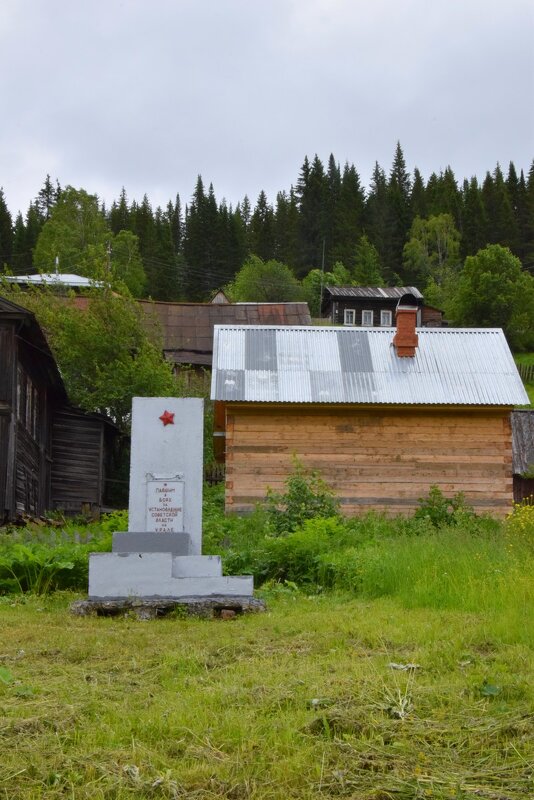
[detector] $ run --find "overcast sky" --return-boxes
[1,0,533,217]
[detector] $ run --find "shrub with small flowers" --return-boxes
[504,500,534,552]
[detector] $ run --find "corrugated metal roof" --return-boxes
[6,273,105,288]
[324,286,424,300]
[211,325,529,406]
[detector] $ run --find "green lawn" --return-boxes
[1,588,532,799]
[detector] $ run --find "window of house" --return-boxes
[380,310,392,326]
[344,308,356,326]
[17,365,26,425]
[16,365,39,439]
[362,309,374,326]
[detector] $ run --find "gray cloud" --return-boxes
[1,0,533,216]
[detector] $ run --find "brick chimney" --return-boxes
[393,300,419,357]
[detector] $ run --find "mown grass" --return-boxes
[1,490,533,798]
[1,590,533,800]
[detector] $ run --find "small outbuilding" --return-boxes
[211,300,528,517]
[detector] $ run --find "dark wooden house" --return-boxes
[0,297,116,520]
[321,286,445,328]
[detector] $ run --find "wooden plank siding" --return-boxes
[15,424,43,514]
[224,405,514,517]
[51,409,105,513]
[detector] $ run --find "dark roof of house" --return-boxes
[324,286,424,300]
[511,410,534,474]
[211,324,528,406]
[138,300,312,366]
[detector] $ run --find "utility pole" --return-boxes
[319,238,326,319]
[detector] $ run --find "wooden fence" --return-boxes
[204,463,225,486]
[517,363,534,383]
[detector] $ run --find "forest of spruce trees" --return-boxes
[0,143,533,309]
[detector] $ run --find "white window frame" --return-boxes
[343,308,356,326]
[362,309,374,326]
[380,309,392,327]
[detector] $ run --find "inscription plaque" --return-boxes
[146,479,184,533]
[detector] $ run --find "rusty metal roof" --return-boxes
[324,286,423,300]
[211,325,529,406]
[138,301,311,365]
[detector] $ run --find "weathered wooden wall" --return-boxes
[51,409,105,513]
[224,405,513,517]
[0,323,15,519]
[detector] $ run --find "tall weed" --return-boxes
[0,518,114,594]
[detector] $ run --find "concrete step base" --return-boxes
[88,551,253,600]
[71,594,266,619]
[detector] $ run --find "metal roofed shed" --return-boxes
[211,323,526,518]
[6,273,105,289]
[211,325,528,406]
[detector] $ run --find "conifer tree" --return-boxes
[460,177,487,257]
[323,154,341,268]
[353,235,384,286]
[330,163,365,267]
[250,190,275,261]
[182,177,224,299]
[524,160,534,270]
[0,188,13,269]
[150,206,179,300]
[219,203,247,282]
[296,155,327,274]
[109,187,131,235]
[274,189,299,268]
[168,193,183,254]
[11,212,27,273]
[365,162,390,278]
[513,169,531,265]
[385,142,412,281]
[481,166,518,251]
[410,168,427,219]
[35,175,60,221]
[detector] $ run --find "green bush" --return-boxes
[264,458,340,535]
[414,485,475,527]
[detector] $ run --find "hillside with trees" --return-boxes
[1,144,533,348]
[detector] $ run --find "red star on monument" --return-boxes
[159,410,175,426]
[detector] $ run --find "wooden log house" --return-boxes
[321,286,445,328]
[211,300,528,517]
[0,297,116,520]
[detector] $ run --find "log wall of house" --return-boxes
[15,424,44,515]
[224,405,513,517]
[0,324,15,518]
[51,410,105,513]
